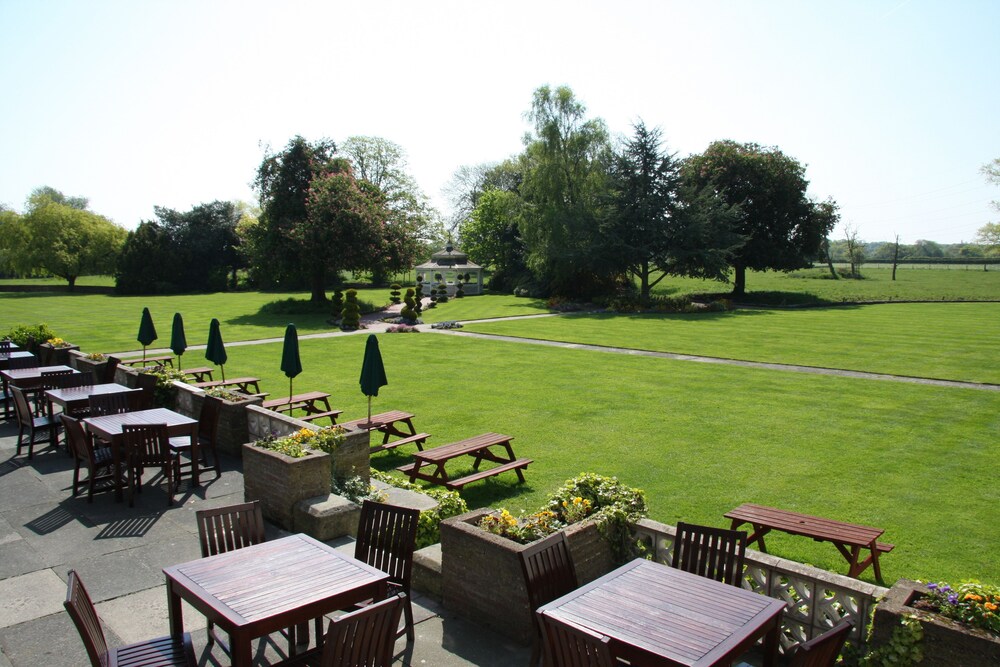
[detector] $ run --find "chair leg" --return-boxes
[402,595,415,642]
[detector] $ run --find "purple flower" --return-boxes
[941,585,952,593]
[927,583,938,590]
[948,594,959,605]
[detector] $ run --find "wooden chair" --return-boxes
[121,423,179,506]
[787,619,855,667]
[169,395,222,480]
[135,372,158,409]
[64,569,196,667]
[33,368,74,415]
[102,355,120,384]
[11,385,60,459]
[7,354,38,369]
[537,613,615,667]
[672,521,748,587]
[274,593,406,667]
[520,531,580,667]
[350,500,420,643]
[0,338,9,354]
[88,391,131,416]
[61,414,119,503]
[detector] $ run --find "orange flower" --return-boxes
[985,602,998,612]
[965,593,984,602]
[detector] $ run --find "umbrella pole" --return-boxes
[220,364,226,381]
[289,378,293,403]
[368,396,372,423]
[142,345,147,363]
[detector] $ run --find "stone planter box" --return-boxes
[440,509,615,644]
[39,342,80,366]
[69,350,108,384]
[242,442,331,531]
[871,579,1000,666]
[174,383,263,457]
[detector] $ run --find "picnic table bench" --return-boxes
[120,355,173,367]
[193,377,262,395]
[397,432,531,490]
[261,391,341,425]
[338,410,429,453]
[725,502,894,583]
[181,366,214,382]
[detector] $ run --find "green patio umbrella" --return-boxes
[280,323,302,403]
[170,312,187,369]
[205,318,228,381]
[359,334,387,425]
[137,307,157,363]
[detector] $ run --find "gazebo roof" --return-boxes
[415,243,482,271]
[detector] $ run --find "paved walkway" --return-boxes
[0,422,529,666]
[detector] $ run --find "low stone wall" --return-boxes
[243,443,331,530]
[440,508,613,644]
[173,383,263,457]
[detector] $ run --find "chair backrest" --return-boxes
[8,354,38,369]
[196,500,266,557]
[354,500,420,590]
[56,372,92,389]
[121,423,170,466]
[198,395,223,442]
[10,386,35,427]
[88,392,131,416]
[0,338,10,354]
[60,414,93,462]
[520,531,579,614]
[102,356,120,384]
[40,369,74,390]
[538,612,615,667]
[318,593,406,667]
[787,619,854,667]
[672,522,747,587]
[63,570,109,667]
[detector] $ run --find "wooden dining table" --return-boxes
[45,383,141,419]
[1,364,77,419]
[83,407,198,500]
[538,558,787,666]
[0,350,35,370]
[164,533,389,667]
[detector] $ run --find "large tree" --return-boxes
[683,141,836,296]
[519,85,614,297]
[155,201,242,291]
[115,221,172,293]
[604,121,742,302]
[251,136,339,292]
[3,187,126,289]
[461,188,529,290]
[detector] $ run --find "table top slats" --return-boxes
[726,503,883,545]
[414,432,512,462]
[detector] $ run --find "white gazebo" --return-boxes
[414,243,483,296]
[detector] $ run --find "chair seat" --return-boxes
[111,633,197,667]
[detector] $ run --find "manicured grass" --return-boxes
[232,333,999,585]
[418,294,549,323]
[462,303,1000,384]
[652,266,1000,303]
[0,275,116,287]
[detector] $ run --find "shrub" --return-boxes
[341,289,361,330]
[430,321,462,330]
[436,282,449,303]
[401,288,417,321]
[331,475,386,504]
[145,366,187,408]
[413,283,424,314]
[330,290,344,321]
[370,470,468,548]
[386,324,419,333]
[389,283,402,305]
[6,323,57,349]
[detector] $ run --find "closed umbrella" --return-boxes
[359,334,387,425]
[137,307,157,363]
[170,313,187,369]
[280,323,302,403]
[205,318,228,381]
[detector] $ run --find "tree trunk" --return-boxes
[732,265,746,297]
[891,239,900,281]
[824,241,838,279]
[67,276,77,292]
[310,271,327,303]
[639,260,650,305]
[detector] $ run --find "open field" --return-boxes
[2,281,998,585]
[462,303,1000,384]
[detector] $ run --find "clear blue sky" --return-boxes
[1,0,997,244]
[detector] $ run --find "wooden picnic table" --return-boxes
[397,432,531,490]
[261,390,341,425]
[539,558,786,666]
[120,355,174,368]
[164,533,388,667]
[725,503,894,583]
[83,408,199,501]
[338,410,430,453]
[192,376,262,394]
[180,366,214,382]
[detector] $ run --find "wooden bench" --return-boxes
[120,355,173,367]
[397,432,531,490]
[193,377,262,394]
[338,410,426,453]
[725,503,893,583]
[181,366,214,382]
[262,391,338,425]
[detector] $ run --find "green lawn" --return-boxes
[233,333,999,586]
[462,303,1000,384]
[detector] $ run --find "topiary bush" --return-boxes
[389,283,402,305]
[341,289,361,330]
[414,283,424,314]
[436,282,449,303]
[400,288,417,322]
[330,289,344,321]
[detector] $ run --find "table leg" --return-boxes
[167,580,183,638]
[189,424,201,487]
[762,614,782,667]
[231,630,252,667]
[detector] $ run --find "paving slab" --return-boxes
[0,608,87,667]
[96,584,207,644]
[0,569,66,628]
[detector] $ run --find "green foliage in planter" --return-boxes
[146,366,187,408]
[6,323,57,348]
[331,475,386,505]
[330,289,344,321]
[84,352,107,361]
[252,432,312,458]
[859,614,924,667]
[341,289,361,330]
[919,580,1000,636]
[479,473,648,559]
[204,387,248,402]
[389,283,402,305]
[251,426,344,459]
[371,470,468,548]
